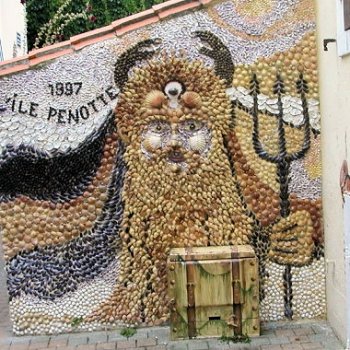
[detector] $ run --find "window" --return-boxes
[16,33,21,48]
[337,0,350,56]
[0,38,3,61]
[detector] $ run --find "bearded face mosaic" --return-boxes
[0,0,324,335]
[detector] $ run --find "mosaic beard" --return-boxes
[91,56,255,324]
[89,129,253,325]
[124,140,253,248]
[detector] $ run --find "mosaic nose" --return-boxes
[169,128,182,148]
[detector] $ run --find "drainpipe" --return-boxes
[345,194,350,350]
[340,160,350,349]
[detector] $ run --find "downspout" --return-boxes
[345,193,350,350]
[340,160,350,349]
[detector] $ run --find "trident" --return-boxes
[249,72,311,319]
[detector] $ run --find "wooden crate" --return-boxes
[167,245,259,340]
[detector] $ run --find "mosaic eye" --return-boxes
[148,121,170,134]
[189,123,196,130]
[180,120,203,133]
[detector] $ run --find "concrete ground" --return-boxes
[0,320,344,350]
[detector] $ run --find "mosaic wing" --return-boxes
[0,110,126,301]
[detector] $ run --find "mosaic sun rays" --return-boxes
[0,0,324,335]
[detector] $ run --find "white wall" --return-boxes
[317,0,350,346]
[0,0,27,61]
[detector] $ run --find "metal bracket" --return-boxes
[323,38,336,51]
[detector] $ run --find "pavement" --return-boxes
[0,320,345,350]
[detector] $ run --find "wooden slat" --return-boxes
[169,259,188,339]
[186,262,197,338]
[168,261,178,340]
[169,245,255,261]
[232,259,242,335]
[193,260,232,307]
[230,245,255,259]
[240,258,260,336]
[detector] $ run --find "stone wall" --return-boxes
[0,0,324,335]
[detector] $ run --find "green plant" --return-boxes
[120,326,137,339]
[33,0,89,48]
[26,0,167,50]
[220,333,251,344]
[70,316,84,327]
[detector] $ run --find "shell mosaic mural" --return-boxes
[0,0,324,335]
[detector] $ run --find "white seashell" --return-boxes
[283,114,293,123]
[308,99,319,106]
[242,95,253,107]
[23,128,34,136]
[293,115,304,125]
[237,86,247,94]
[283,107,292,114]
[266,105,278,114]
[0,115,12,122]
[225,87,235,98]
[258,95,267,103]
[266,98,278,105]
[37,133,47,141]
[8,123,19,131]
[188,133,209,153]
[142,133,162,152]
[68,134,78,142]
[33,122,45,130]
[291,99,302,108]
[291,108,302,116]
[22,135,32,143]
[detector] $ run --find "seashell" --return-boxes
[143,90,166,109]
[181,91,202,109]
[266,97,278,105]
[188,133,209,153]
[257,95,267,103]
[308,99,319,106]
[142,133,162,153]
[290,108,302,116]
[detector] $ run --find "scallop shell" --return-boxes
[144,90,166,109]
[142,133,162,152]
[181,91,202,109]
[188,134,208,153]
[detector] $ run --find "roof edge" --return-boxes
[0,0,212,77]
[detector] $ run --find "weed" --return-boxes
[70,316,84,327]
[220,334,251,344]
[120,326,137,339]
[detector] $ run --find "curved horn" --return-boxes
[194,31,234,87]
[114,38,161,91]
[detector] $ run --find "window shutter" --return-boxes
[344,0,350,30]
